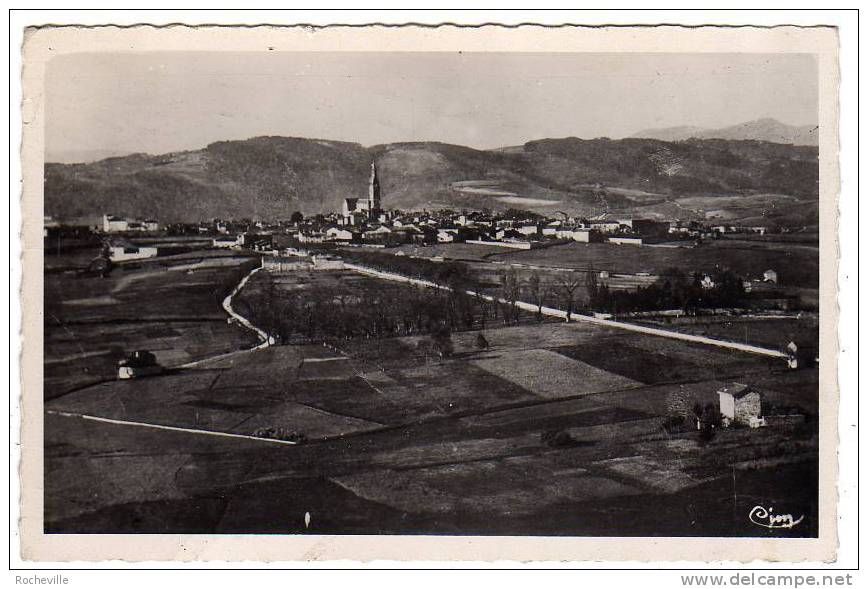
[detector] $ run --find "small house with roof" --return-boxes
[718,383,764,428]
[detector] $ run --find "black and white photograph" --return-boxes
[14,18,847,565]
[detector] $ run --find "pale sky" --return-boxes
[45,51,818,162]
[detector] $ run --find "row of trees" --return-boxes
[281,251,748,334]
[234,271,529,345]
[335,249,474,290]
[588,268,746,314]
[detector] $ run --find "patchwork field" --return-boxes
[44,250,261,399]
[46,264,819,536]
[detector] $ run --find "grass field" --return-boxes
[44,250,260,399]
[489,239,818,288]
[630,315,819,350]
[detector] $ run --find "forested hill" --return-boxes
[45,135,819,227]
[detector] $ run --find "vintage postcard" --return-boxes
[18,23,839,563]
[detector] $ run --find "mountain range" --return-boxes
[45,127,819,228]
[630,118,819,146]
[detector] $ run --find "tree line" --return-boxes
[233,270,537,347]
[587,267,746,314]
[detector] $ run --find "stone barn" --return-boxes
[718,383,763,427]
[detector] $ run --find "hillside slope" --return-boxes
[632,118,819,147]
[45,135,819,226]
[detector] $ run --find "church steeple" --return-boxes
[368,160,381,216]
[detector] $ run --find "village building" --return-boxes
[103,214,130,233]
[212,235,239,248]
[326,227,355,242]
[718,383,765,428]
[437,229,456,243]
[589,220,623,233]
[238,232,273,249]
[262,256,313,272]
[103,214,160,233]
[557,227,599,242]
[630,219,671,238]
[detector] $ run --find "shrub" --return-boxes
[541,430,577,448]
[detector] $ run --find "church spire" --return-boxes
[368,160,381,215]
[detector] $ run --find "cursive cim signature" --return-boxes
[749,505,804,529]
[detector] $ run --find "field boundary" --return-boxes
[45,410,298,445]
[342,262,788,359]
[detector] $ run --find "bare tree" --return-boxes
[499,268,522,324]
[556,272,583,322]
[527,272,550,322]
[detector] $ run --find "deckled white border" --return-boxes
[11,15,846,566]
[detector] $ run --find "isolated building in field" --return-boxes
[763,269,779,284]
[718,383,764,427]
[118,350,162,379]
[107,239,158,262]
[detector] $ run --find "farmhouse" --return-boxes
[118,350,162,379]
[718,383,764,427]
[108,239,158,262]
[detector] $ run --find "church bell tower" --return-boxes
[368,160,381,218]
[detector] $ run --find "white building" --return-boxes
[103,215,129,233]
[109,242,158,262]
[590,220,622,233]
[437,230,456,243]
[326,227,355,241]
[718,383,764,427]
[607,236,642,246]
[556,228,594,242]
[212,236,239,248]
